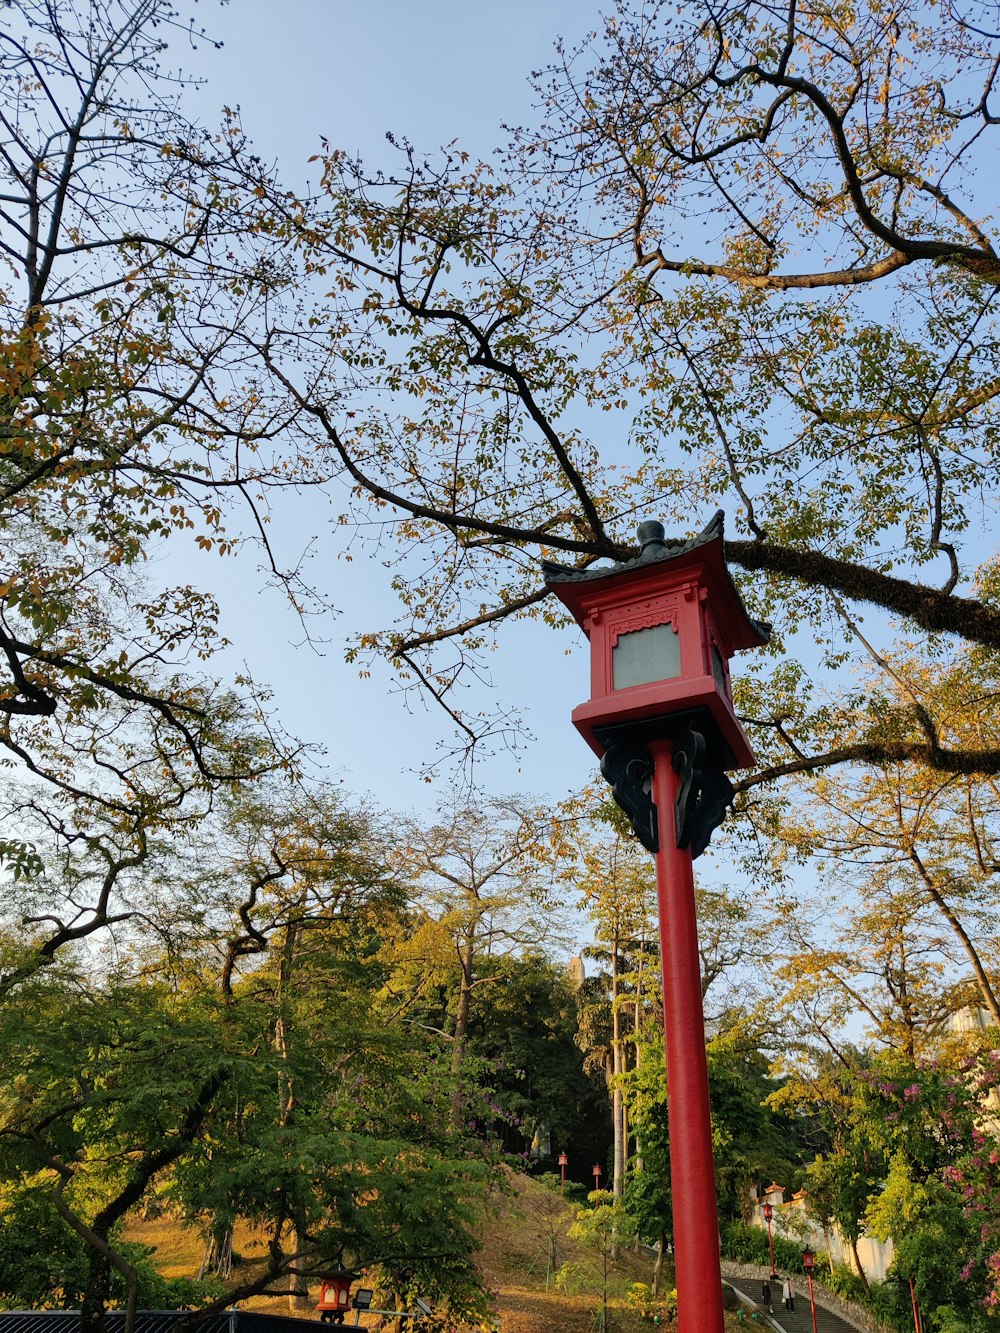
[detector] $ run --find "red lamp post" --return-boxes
[802,1249,819,1333]
[558,1150,569,1196]
[909,1276,923,1333]
[543,514,769,1333]
[592,1163,603,1192]
[762,1201,776,1275]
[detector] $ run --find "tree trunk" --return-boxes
[274,922,311,1311]
[651,1232,667,1298]
[48,1174,143,1333]
[197,1223,234,1279]
[632,938,645,1174]
[849,1236,871,1294]
[287,1222,311,1312]
[610,924,624,1259]
[450,933,476,1129]
[73,1224,139,1333]
[79,1249,112,1333]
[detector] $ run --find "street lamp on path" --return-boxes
[802,1249,819,1333]
[558,1151,569,1196]
[762,1201,776,1274]
[543,513,769,1333]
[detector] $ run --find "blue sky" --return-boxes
[174,2,625,818]
[190,2,597,166]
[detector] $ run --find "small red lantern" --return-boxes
[593,1163,603,1184]
[316,1270,355,1325]
[762,1202,773,1222]
[802,1249,815,1272]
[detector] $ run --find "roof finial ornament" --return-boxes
[637,519,666,552]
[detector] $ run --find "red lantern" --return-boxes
[558,1150,569,1196]
[316,1270,355,1325]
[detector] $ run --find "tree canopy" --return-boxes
[247,0,1000,795]
[4,4,1000,1331]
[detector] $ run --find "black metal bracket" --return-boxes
[672,726,735,858]
[596,713,736,859]
[600,738,658,852]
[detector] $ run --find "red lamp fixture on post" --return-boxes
[592,1163,603,1193]
[543,513,769,1333]
[558,1150,569,1196]
[762,1201,776,1275]
[802,1249,819,1333]
[316,1269,356,1326]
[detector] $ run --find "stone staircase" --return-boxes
[724,1273,881,1333]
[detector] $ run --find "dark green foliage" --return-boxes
[707,1040,809,1224]
[719,1221,808,1273]
[622,1027,809,1241]
[0,1188,91,1309]
[455,952,612,1173]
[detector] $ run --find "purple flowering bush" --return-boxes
[856,1050,1000,1330]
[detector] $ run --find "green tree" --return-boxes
[0,967,237,1333]
[0,0,340,979]
[389,794,568,1129]
[623,1025,805,1262]
[558,1193,639,1333]
[573,825,657,1210]
[461,951,609,1165]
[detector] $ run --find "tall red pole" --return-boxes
[648,738,724,1333]
[763,1206,775,1273]
[806,1272,818,1333]
[909,1277,922,1333]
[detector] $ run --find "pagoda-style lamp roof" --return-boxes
[541,511,770,650]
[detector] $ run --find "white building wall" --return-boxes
[752,1195,894,1284]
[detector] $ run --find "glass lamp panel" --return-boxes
[612,622,681,690]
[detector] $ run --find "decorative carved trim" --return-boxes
[608,606,679,649]
[673,726,735,857]
[600,739,658,852]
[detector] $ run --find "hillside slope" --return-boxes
[125,1172,747,1331]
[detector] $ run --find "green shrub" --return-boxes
[825,1262,867,1302]
[0,1189,221,1313]
[719,1221,810,1273]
